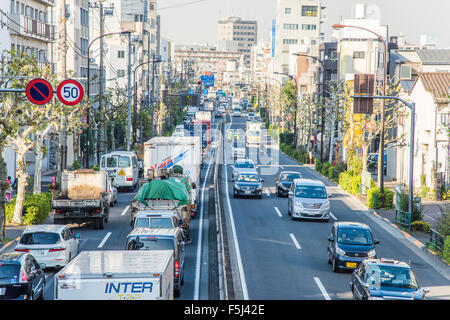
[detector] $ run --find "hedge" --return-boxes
[6,192,52,225]
[443,236,450,264]
[367,187,394,209]
[411,221,431,233]
[280,142,313,165]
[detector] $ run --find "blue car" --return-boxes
[350,258,429,300]
[275,171,301,197]
[232,171,264,199]
[328,222,379,272]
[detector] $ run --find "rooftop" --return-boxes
[416,49,450,65]
[413,72,450,104]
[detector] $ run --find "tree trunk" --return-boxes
[110,121,115,152]
[12,151,28,224]
[0,150,8,240]
[57,117,67,186]
[33,125,53,194]
[362,143,369,173]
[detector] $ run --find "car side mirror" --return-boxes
[328,236,334,242]
[327,193,332,198]
[374,240,380,245]
[422,288,430,294]
[231,178,235,182]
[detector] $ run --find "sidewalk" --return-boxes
[0,169,57,252]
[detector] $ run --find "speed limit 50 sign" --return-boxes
[57,79,84,106]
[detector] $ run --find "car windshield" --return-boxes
[366,266,419,289]
[235,162,254,169]
[135,218,174,228]
[248,113,254,116]
[237,174,260,182]
[249,131,260,136]
[20,232,61,245]
[128,237,174,251]
[281,173,301,181]
[294,185,327,199]
[0,263,20,279]
[337,228,373,245]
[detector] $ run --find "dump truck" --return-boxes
[51,169,111,229]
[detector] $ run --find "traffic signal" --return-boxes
[353,74,375,114]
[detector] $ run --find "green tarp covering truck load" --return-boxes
[133,179,190,207]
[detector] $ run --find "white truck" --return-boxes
[195,110,212,122]
[52,169,111,229]
[142,136,202,214]
[54,250,174,300]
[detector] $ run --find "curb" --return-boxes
[0,236,20,254]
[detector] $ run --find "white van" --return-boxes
[100,151,139,191]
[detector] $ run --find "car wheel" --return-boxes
[332,257,339,273]
[174,287,181,298]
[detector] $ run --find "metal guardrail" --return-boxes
[428,228,445,253]
[395,209,411,232]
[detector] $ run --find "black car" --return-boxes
[367,153,387,173]
[327,222,379,272]
[232,171,264,199]
[0,252,45,300]
[350,258,429,300]
[275,171,301,197]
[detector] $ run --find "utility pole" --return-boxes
[57,0,68,186]
[127,32,132,151]
[98,1,105,164]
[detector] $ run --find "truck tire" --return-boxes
[95,217,104,230]
[174,287,181,298]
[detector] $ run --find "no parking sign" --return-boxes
[25,78,53,105]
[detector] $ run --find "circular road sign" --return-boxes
[25,78,54,105]
[57,79,84,106]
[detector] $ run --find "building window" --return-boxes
[399,65,411,79]
[117,70,125,78]
[353,51,365,59]
[311,40,317,45]
[80,8,88,26]
[440,113,449,126]
[302,24,316,30]
[283,39,298,45]
[283,24,298,30]
[285,8,291,14]
[135,14,143,22]
[117,50,125,58]
[302,6,318,17]
[80,37,88,56]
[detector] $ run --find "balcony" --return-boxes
[34,0,55,6]
[9,14,55,43]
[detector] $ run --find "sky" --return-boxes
[160,0,450,48]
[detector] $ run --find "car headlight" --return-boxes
[294,200,303,208]
[336,247,346,255]
[321,201,330,209]
[367,249,376,258]
[234,185,241,190]
[256,185,262,191]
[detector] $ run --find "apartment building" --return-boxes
[273,0,324,84]
[217,16,257,68]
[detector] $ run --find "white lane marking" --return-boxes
[97,232,112,248]
[274,207,283,217]
[194,152,214,300]
[314,277,331,300]
[289,233,301,249]
[121,205,130,216]
[330,212,337,221]
[265,189,271,196]
[224,147,249,300]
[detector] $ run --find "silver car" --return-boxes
[288,179,330,222]
[232,159,257,180]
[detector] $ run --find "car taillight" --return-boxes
[49,248,66,252]
[56,209,60,213]
[126,177,133,181]
[174,260,180,278]
[20,268,27,282]
[15,249,30,253]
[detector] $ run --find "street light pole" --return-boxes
[127,31,132,151]
[86,30,131,168]
[333,23,388,202]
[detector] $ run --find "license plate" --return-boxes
[346,262,357,269]
[34,250,47,256]
[0,288,5,295]
[245,190,251,194]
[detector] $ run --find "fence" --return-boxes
[428,228,445,253]
[395,209,411,232]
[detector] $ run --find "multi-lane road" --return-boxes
[219,115,450,300]
[3,113,449,300]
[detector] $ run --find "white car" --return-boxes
[232,159,257,179]
[15,225,80,269]
[247,112,255,121]
[232,108,242,117]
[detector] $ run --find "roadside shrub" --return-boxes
[339,172,352,192]
[350,175,362,195]
[72,160,82,171]
[315,159,322,171]
[437,211,450,236]
[443,236,450,263]
[367,187,394,209]
[328,166,339,181]
[411,221,431,233]
[6,192,52,225]
[397,191,423,222]
[321,162,331,176]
